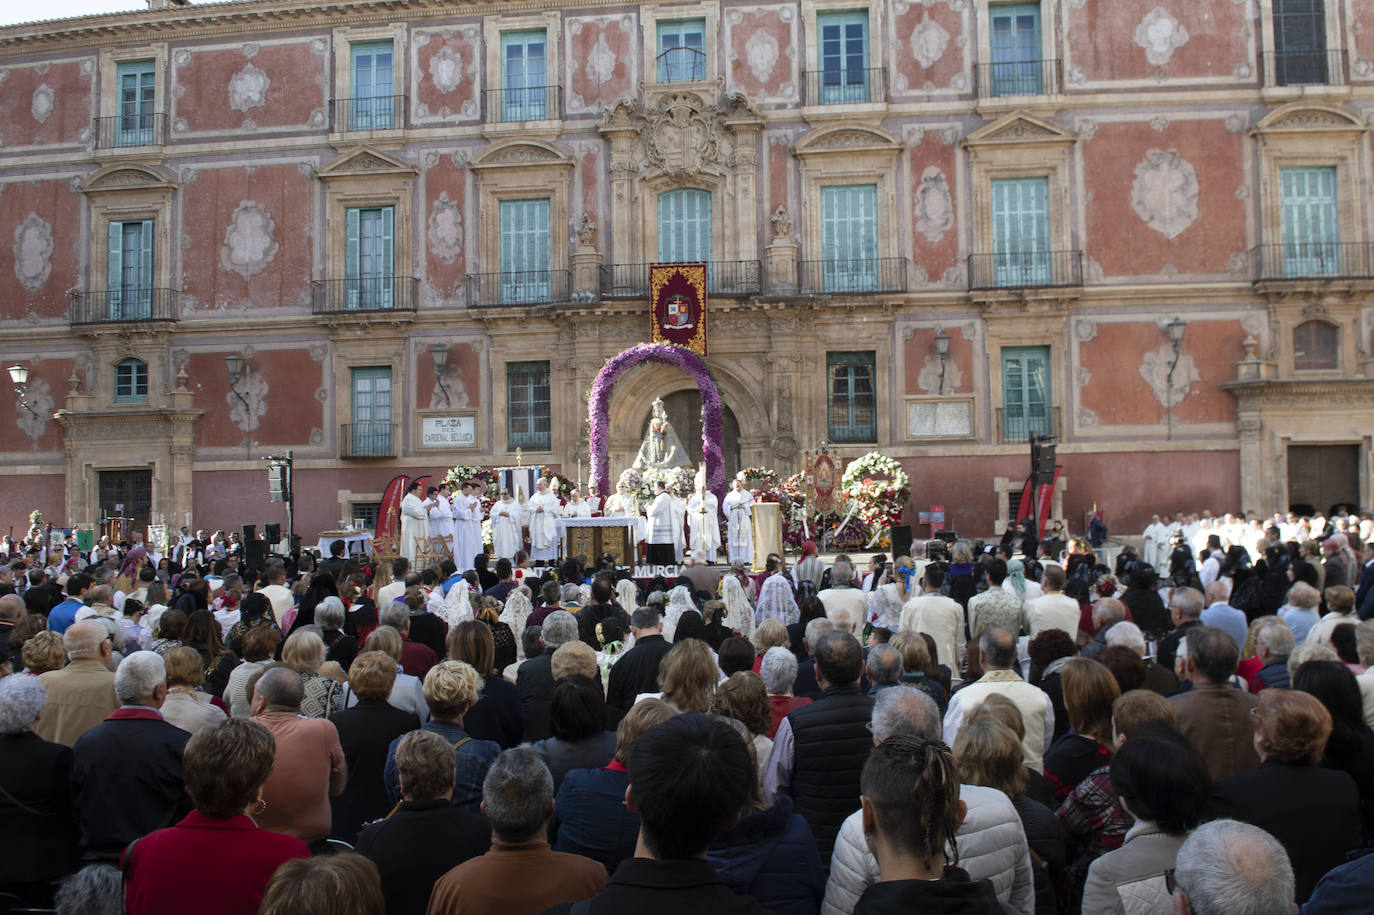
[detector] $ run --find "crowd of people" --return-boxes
[1,509,1374,915]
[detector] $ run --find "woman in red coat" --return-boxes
[123,718,310,914]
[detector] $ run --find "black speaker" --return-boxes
[243,540,268,575]
[241,524,257,542]
[935,530,959,543]
[890,525,913,558]
[1031,439,1057,486]
[264,523,281,545]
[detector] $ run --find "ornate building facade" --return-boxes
[1,0,1372,540]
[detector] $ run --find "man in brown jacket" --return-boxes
[34,620,118,747]
[1169,625,1260,781]
[428,747,604,915]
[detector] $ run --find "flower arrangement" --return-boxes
[739,466,782,499]
[25,510,43,547]
[840,452,912,532]
[443,466,499,521]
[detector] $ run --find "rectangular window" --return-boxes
[828,351,877,443]
[116,59,156,146]
[657,19,706,82]
[1273,0,1328,85]
[989,3,1042,95]
[349,41,395,129]
[991,177,1050,286]
[1280,167,1340,277]
[499,198,551,304]
[657,188,712,263]
[106,219,154,319]
[115,360,148,404]
[507,361,551,452]
[350,502,382,530]
[821,184,878,292]
[1001,345,1052,440]
[350,367,393,456]
[818,11,870,103]
[501,31,548,121]
[344,206,395,309]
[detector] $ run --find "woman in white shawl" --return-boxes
[755,573,800,627]
[615,578,638,614]
[721,574,755,640]
[499,585,533,660]
[662,585,697,643]
[867,555,914,632]
[436,577,474,629]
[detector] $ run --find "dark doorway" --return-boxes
[644,390,741,482]
[1287,444,1359,515]
[99,470,152,542]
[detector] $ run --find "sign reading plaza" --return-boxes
[422,416,476,448]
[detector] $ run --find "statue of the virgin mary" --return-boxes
[633,397,692,470]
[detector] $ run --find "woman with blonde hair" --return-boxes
[447,619,522,748]
[161,646,228,736]
[641,638,718,712]
[1044,657,1121,801]
[751,618,790,669]
[710,671,774,774]
[281,629,343,719]
[890,630,946,715]
[341,626,427,724]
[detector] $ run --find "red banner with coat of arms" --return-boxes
[650,263,708,356]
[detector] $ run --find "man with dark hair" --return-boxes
[527,580,564,629]
[318,540,348,581]
[486,558,517,604]
[544,713,768,915]
[898,565,967,684]
[762,631,874,864]
[605,608,671,712]
[48,572,93,635]
[577,576,629,648]
[967,558,1021,641]
[942,627,1054,771]
[1170,625,1259,781]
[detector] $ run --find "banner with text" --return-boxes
[650,263,708,355]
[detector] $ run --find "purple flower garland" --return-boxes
[589,343,726,514]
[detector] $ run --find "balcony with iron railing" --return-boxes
[802,67,886,106]
[973,59,1061,98]
[995,405,1062,444]
[340,423,397,459]
[465,270,571,307]
[92,113,167,149]
[330,96,407,132]
[483,86,561,123]
[1252,243,1374,283]
[795,258,907,295]
[968,251,1083,291]
[598,261,762,299]
[655,46,708,83]
[70,288,179,325]
[310,276,419,315]
[1261,49,1348,87]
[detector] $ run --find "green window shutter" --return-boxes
[1280,167,1339,276]
[657,189,712,263]
[1002,346,1051,439]
[827,351,876,443]
[499,199,552,304]
[136,219,154,316]
[818,11,869,103]
[991,177,1050,286]
[116,60,156,145]
[657,19,706,82]
[107,221,124,314]
[345,207,361,307]
[820,185,878,291]
[507,361,551,451]
[350,366,393,455]
[350,41,394,128]
[990,3,1042,94]
[379,206,395,306]
[501,31,548,120]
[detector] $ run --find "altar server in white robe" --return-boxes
[565,489,593,519]
[463,481,487,571]
[670,489,688,563]
[526,477,563,562]
[687,487,720,561]
[723,476,755,567]
[489,488,524,562]
[645,482,677,565]
[399,481,430,563]
[1142,514,1170,573]
[449,482,476,572]
[429,483,457,560]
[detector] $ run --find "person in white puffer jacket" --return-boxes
[821,686,1035,915]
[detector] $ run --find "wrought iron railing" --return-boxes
[996,405,1062,443]
[968,251,1083,290]
[598,261,763,299]
[92,113,167,148]
[656,46,707,83]
[69,288,179,325]
[973,58,1061,97]
[330,95,407,131]
[803,67,886,105]
[310,277,419,314]
[797,258,907,294]
[1252,243,1374,282]
[483,85,561,122]
[1261,49,1348,87]
[465,270,571,307]
[340,423,397,459]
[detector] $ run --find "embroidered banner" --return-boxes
[650,263,708,356]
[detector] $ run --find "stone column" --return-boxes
[765,205,798,293]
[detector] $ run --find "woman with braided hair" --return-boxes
[854,734,1003,915]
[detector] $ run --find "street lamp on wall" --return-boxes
[430,344,452,408]
[7,364,38,419]
[224,353,251,412]
[1165,318,1187,440]
[934,330,951,396]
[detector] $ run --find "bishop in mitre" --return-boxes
[526,477,562,562]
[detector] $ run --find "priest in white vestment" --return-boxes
[670,491,687,563]
[399,482,430,563]
[603,481,640,549]
[449,482,478,572]
[526,477,563,562]
[565,489,593,519]
[687,489,720,561]
[585,483,602,516]
[429,483,457,561]
[723,477,755,566]
[645,483,677,565]
[489,488,524,562]
[1142,514,1169,572]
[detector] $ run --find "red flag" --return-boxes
[1016,476,1034,527]
[1034,467,1061,538]
[376,475,410,539]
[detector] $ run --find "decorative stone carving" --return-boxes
[917,353,963,394]
[427,192,463,264]
[429,47,464,94]
[31,85,53,124]
[770,205,792,239]
[576,213,597,247]
[910,15,950,68]
[1135,8,1189,67]
[13,212,53,292]
[1077,407,1099,427]
[914,166,953,244]
[15,376,53,444]
[586,34,617,85]
[643,93,722,177]
[1077,366,1092,387]
[1130,149,1198,240]
[309,343,328,362]
[1139,343,1200,407]
[1075,319,1098,343]
[745,30,779,83]
[1225,113,1247,133]
[1150,116,1169,132]
[220,202,279,280]
[429,361,470,410]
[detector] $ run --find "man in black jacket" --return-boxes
[577,577,630,649]
[606,608,673,711]
[318,540,348,582]
[517,610,580,706]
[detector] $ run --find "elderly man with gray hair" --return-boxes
[824,685,1035,915]
[518,609,582,708]
[1171,819,1295,915]
[818,560,867,637]
[760,645,811,737]
[71,651,191,863]
[1248,622,1296,693]
[34,619,119,748]
[1157,585,1204,674]
[863,643,904,697]
[427,747,606,915]
[793,616,834,699]
[1104,620,1180,693]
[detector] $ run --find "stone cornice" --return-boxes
[1221,377,1374,406]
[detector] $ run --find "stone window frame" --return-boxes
[331,23,409,130]
[316,148,418,287]
[114,357,149,405]
[640,3,721,89]
[80,164,179,297]
[469,140,575,279]
[972,0,1062,92]
[484,11,563,124]
[641,177,725,266]
[98,44,169,130]
[802,0,885,111]
[1293,318,1341,372]
[794,125,904,265]
[1255,0,1345,89]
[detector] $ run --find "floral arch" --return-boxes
[589,343,725,510]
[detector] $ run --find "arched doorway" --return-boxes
[643,390,741,482]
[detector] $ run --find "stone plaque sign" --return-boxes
[907,400,973,438]
[421,416,476,448]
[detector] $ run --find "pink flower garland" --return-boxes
[589,343,726,515]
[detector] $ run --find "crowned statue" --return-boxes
[633,397,692,470]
